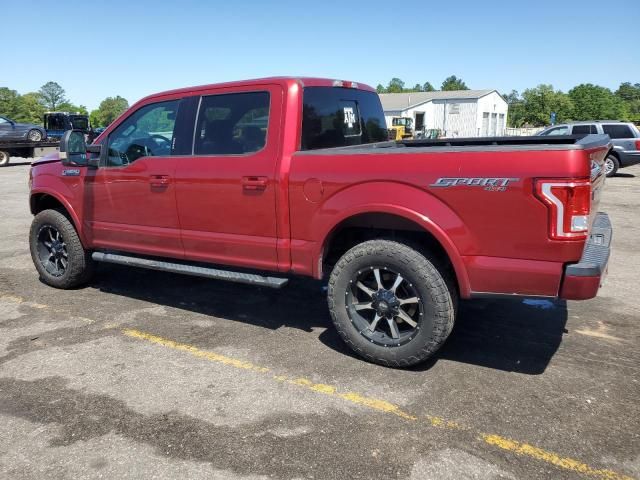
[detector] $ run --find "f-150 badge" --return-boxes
[430,177,519,192]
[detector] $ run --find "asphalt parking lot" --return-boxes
[0,161,638,480]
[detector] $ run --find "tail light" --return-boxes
[635,140,640,150]
[535,179,591,240]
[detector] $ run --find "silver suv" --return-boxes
[538,121,640,176]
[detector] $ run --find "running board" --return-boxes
[91,252,288,289]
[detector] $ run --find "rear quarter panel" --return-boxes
[289,145,603,297]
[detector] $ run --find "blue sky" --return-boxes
[2,0,638,111]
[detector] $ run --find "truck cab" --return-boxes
[44,112,92,140]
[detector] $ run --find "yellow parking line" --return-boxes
[481,434,630,480]
[122,328,634,480]
[122,328,269,373]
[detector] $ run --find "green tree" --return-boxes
[411,83,423,92]
[89,109,101,128]
[422,82,435,92]
[568,84,627,121]
[386,78,405,93]
[94,96,129,126]
[503,90,526,128]
[615,82,640,122]
[521,84,574,126]
[441,75,468,91]
[0,87,21,118]
[14,93,46,124]
[55,102,88,115]
[376,84,386,94]
[38,81,67,110]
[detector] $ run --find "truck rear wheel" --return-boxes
[29,209,94,289]
[0,150,9,167]
[327,240,456,367]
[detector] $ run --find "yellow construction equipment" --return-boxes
[388,117,414,140]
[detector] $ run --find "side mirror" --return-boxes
[60,130,88,166]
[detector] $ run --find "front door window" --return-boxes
[106,100,179,166]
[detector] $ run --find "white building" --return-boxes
[379,90,508,137]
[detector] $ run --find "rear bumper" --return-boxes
[559,212,612,300]
[619,151,640,167]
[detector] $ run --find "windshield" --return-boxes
[70,116,89,130]
[301,87,388,150]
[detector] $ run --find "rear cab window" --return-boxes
[301,87,388,150]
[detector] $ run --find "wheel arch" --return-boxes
[319,207,471,298]
[30,191,86,244]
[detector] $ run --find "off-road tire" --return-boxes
[29,209,94,289]
[27,129,43,142]
[605,155,619,177]
[0,150,9,167]
[327,240,456,367]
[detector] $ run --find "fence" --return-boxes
[504,127,544,136]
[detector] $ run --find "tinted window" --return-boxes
[194,92,269,155]
[0,117,9,124]
[301,87,388,150]
[602,124,633,139]
[47,115,66,130]
[106,100,179,166]
[542,126,569,136]
[572,125,597,135]
[70,116,89,130]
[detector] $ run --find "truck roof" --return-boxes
[137,77,376,104]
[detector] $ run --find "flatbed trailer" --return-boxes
[0,140,59,167]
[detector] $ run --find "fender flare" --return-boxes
[314,185,472,297]
[30,187,88,245]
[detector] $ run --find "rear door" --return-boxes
[174,85,283,271]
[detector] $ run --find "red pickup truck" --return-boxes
[28,77,613,367]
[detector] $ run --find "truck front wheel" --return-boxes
[327,240,456,367]
[29,209,94,289]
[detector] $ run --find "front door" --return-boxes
[174,86,282,271]
[87,99,184,258]
[0,117,13,139]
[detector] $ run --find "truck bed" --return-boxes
[297,135,610,155]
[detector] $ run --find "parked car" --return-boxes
[538,121,640,176]
[28,77,612,367]
[0,116,47,142]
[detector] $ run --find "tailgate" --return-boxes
[586,139,609,230]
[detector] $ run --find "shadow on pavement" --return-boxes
[2,162,31,167]
[94,265,567,375]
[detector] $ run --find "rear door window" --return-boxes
[571,125,597,135]
[194,91,270,155]
[602,124,633,139]
[301,87,388,150]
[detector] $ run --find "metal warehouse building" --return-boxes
[379,90,508,137]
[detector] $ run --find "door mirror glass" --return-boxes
[60,130,88,166]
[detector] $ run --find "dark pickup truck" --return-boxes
[28,77,613,367]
